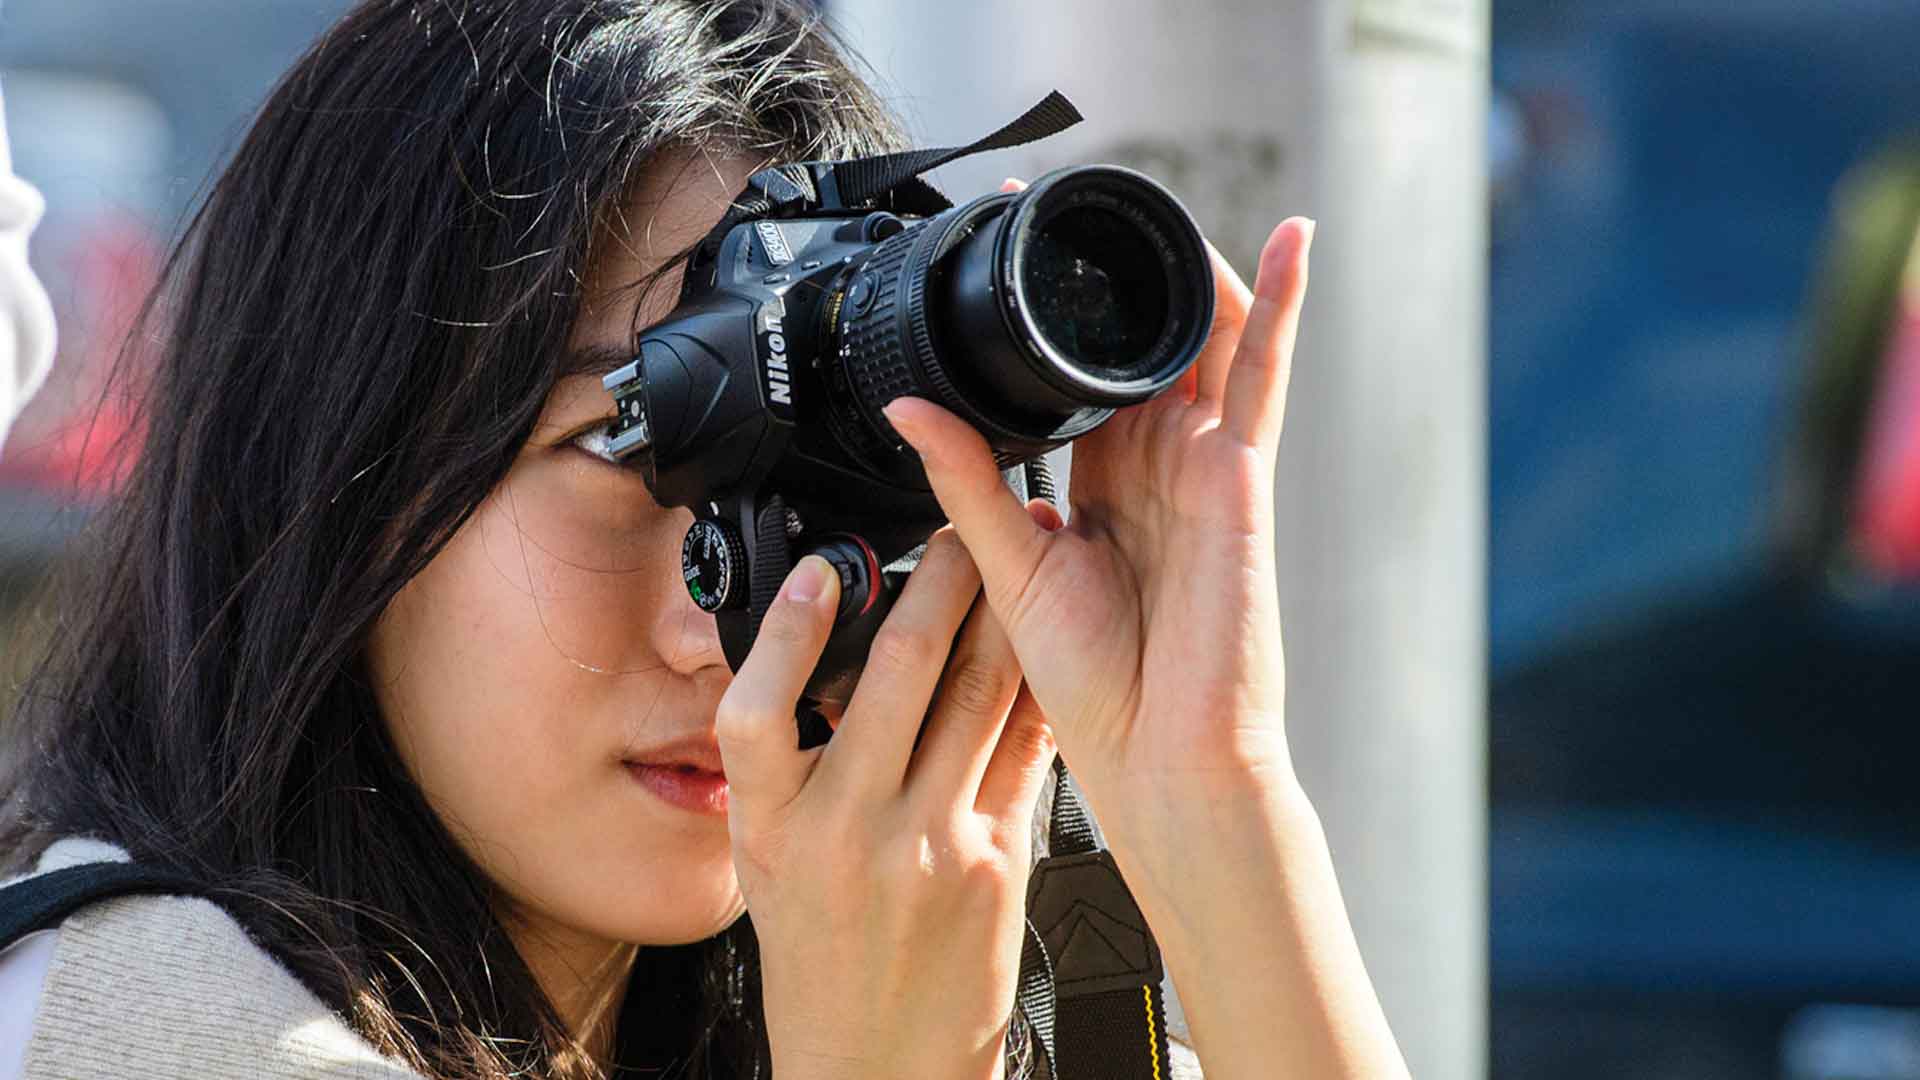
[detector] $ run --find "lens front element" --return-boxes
[1024,204,1172,382]
[943,165,1214,416]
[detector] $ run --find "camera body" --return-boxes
[603,153,1212,741]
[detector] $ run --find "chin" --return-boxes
[597,855,746,947]
[620,893,747,947]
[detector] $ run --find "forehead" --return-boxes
[571,150,762,356]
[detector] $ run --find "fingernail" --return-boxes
[1302,217,1317,251]
[782,555,833,605]
[882,399,924,446]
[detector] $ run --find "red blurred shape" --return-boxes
[0,214,157,495]
[1853,263,1920,578]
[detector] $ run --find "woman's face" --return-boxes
[368,154,759,966]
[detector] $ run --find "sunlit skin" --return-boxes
[366,142,1405,1079]
[367,152,760,1056]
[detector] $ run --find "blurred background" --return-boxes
[7,1,1920,1077]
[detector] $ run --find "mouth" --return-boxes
[624,760,729,815]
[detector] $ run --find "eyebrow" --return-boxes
[561,342,636,380]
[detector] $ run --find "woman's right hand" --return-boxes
[715,526,1059,1080]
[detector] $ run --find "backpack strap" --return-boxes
[0,862,212,950]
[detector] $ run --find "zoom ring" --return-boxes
[835,225,977,447]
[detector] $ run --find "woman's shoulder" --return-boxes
[3,838,422,1079]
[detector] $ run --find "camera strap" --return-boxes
[1012,463,1175,1080]
[1019,759,1175,1080]
[828,90,1084,209]
[684,91,1086,299]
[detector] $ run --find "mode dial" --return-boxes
[681,518,749,613]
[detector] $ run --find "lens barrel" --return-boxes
[830,165,1213,468]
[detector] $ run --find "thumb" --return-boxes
[714,555,841,825]
[882,397,1052,635]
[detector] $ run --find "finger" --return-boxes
[714,555,840,824]
[1189,237,1256,407]
[817,529,982,802]
[882,397,1052,637]
[1000,177,1029,193]
[1024,496,1065,533]
[903,593,1024,812]
[1220,218,1314,451]
[974,681,1056,830]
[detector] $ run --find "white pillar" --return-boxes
[830,3,1489,1077]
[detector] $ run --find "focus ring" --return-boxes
[833,227,926,464]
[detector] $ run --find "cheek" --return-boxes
[368,480,741,945]
[475,464,692,673]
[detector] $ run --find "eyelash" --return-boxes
[569,419,621,464]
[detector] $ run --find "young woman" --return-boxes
[0,1,1408,1077]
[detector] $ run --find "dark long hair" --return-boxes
[0,3,904,1076]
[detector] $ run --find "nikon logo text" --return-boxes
[759,305,792,407]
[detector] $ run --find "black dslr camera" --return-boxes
[600,94,1214,745]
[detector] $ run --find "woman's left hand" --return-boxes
[881,204,1313,833]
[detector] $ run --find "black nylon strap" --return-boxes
[1047,756,1101,857]
[0,862,210,949]
[1021,776,1174,1079]
[1017,916,1060,1080]
[1023,456,1060,505]
[831,91,1084,208]
[1055,985,1172,1079]
[682,91,1081,306]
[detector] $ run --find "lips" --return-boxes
[621,737,726,778]
[625,760,729,815]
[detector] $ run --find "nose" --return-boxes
[655,571,730,678]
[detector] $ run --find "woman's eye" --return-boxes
[570,420,621,464]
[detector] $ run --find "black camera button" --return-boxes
[860,211,907,242]
[806,534,881,622]
[845,272,880,317]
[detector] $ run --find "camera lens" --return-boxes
[1023,203,1171,381]
[946,166,1212,416]
[827,165,1213,472]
